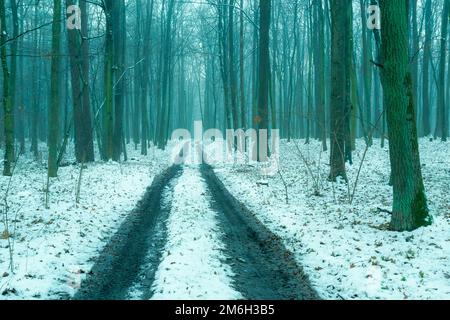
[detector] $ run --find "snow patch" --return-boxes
[151,167,242,300]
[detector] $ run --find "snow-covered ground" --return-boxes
[214,138,450,300]
[2,138,448,300]
[0,143,170,300]
[151,167,242,300]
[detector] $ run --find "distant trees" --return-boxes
[0,0,448,202]
[379,0,431,231]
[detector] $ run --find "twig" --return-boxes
[370,59,384,69]
[2,150,21,273]
[377,207,393,215]
[75,158,85,204]
[350,110,386,204]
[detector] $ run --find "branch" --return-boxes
[0,20,57,48]
[377,207,392,215]
[370,59,384,69]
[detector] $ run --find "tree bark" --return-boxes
[0,0,14,176]
[436,0,449,141]
[257,0,270,161]
[329,0,350,181]
[48,0,62,177]
[421,0,432,137]
[80,0,94,162]
[103,0,114,160]
[379,0,431,231]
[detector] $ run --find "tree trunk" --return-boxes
[421,0,432,137]
[329,0,350,181]
[257,0,270,161]
[410,0,419,130]
[379,0,431,231]
[67,0,84,162]
[0,0,14,176]
[30,2,39,158]
[228,0,239,131]
[103,0,114,160]
[48,0,62,177]
[80,0,94,162]
[113,0,126,161]
[239,0,246,129]
[360,0,373,146]
[437,0,449,141]
[314,0,327,151]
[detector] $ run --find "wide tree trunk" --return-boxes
[67,0,84,162]
[379,0,432,231]
[329,0,351,181]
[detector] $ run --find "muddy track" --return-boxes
[73,158,317,300]
[73,165,182,300]
[201,164,319,300]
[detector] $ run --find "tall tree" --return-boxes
[103,0,114,160]
[80,0,95,162]
[379,0,431,231]
[360,0,373,146]
[30,1,40,158]
[113,0,126,160]
[409,0,419,126]
[10,0,19,153]
[67,0,85,162]
[239,0,246,129]
[314,0,327,151]
[257,0,270,161]
[48,0,62,177]
[0,0,14,176]
[436,0,449,141]
[156,0,175,148]
[228,0,239,131]
[421,0,432,137]
[329,0,351,181]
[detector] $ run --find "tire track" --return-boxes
[201,163,319,300]
[73,165,182,300]
[74,149,318,300]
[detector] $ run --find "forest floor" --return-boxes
[74,164,317,300]
[0,144,170,299]
[0,139,449,300]
[215,138,450,300]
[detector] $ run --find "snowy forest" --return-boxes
[0,0,449,301]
